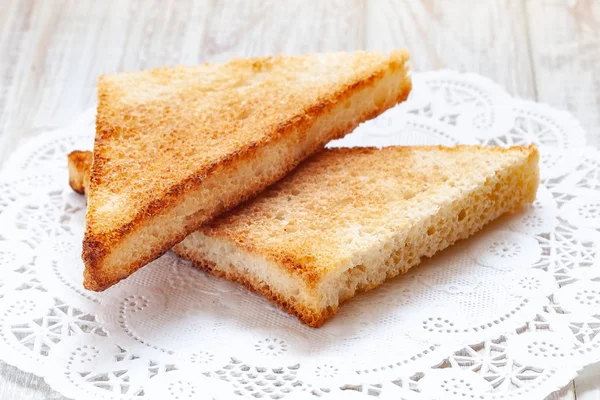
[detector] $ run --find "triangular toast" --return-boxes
[84,50,411,291]
[69,144,539,326]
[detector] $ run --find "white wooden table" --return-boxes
[0,1,598,399]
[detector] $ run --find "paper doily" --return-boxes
[0,71,598,400]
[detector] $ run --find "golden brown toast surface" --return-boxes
[70,144,539,327]
[174,145,539,326]
[184,145,539,284]
[84,50,411,291]
[68,150,92,195]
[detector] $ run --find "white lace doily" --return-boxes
[0,71,598,400]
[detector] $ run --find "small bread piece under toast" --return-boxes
[69,145,539,327]
[68,150,92,195]
[84,50,411,291]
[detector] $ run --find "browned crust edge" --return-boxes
[170,144,539,327]
[173,248,336,328]
[68,144,539,326]
[83,51,412,291]
[67,150,92,195]
[206,144,540,286]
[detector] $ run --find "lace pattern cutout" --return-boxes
[0,71,597,399]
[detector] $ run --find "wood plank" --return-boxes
[574,363,600,400]
[196,0,363,60]
[0,0,363,168]
[0,360,64,400]
[546,383,576,400]
[0,0,49,160]
[550,382,576,400]
[365,0,536,98]
[526,0,600,147]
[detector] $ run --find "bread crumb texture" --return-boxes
[174,145,539,327]
[83,50,412,291]
[68,151,92,195]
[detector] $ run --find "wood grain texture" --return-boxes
[365,0,536,98]
[527,0,600,147]
[0,361,63,400]
[575,362,600,400]
[0,0,363,168]
[0,0,598,399]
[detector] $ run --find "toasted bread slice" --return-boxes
[68,150,92,195]
[69,145,539,326]
[84,50,411,291]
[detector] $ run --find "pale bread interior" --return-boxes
[172,145,539,327]
[68,145,539,327]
